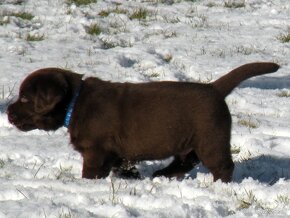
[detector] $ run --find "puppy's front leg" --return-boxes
[81,149,112,179]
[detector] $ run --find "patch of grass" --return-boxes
[16,188,29,199]
[224,1,245,8]
[238,119,258,129]
[277,90,290,97]
[237,150,252,162]
[111,7,129,15]
[58,209,75,218]
[149,72,160,78]
[234,45,255,55]
[237,189,258,209]
[11,12,34,20]
[163,54,173,63]
[101,39,117,49]
[162,30,177,38]
[0,0,25,5]
[0,17,10,25]
[130,8,148,20]
[206,2,217,7]
[276,195,290,206]
[99,7,128,17]
[277,30,290,43]
[98,10,110,17]
[109,19,128,33]
[214,48,226,58]
[66,0,97,6]
[162,15,180,24]
[0,159,5,168]
[26,34,44,41]
[231,146,241,154]
[0,84,16,106]
[56,165,74,180]
[194,14,208,28]
[86,24,102,35]
[100,35,133,48]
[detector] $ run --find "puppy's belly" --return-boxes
[118,138,194,161]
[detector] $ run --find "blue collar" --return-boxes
[63,82,83,128]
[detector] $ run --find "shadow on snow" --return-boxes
[185,155,290,185]
[240,75,290,90]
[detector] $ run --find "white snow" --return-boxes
[0,0,290,217]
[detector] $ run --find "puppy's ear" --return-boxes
[34,74,68,114]
[34,91,64,114]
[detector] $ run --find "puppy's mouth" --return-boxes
[8,115,36,131]
[12,122,36,132]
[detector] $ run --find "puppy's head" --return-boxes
[7,68,82,131]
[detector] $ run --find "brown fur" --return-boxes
[7,62,279,182]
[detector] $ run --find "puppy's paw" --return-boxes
[112,160,141,179]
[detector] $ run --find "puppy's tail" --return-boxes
[212,62,280,98]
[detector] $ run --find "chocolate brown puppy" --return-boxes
[7,62,279,182]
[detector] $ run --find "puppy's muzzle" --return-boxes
[7,108,18,125]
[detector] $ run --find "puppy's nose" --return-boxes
[7,111,18,124]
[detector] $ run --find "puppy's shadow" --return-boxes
[0,97,16,113]
[0,102,9,113]
[240,75,290,89]
[0,93,18,113]
[187,155,290,184]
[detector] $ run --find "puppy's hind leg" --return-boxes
[152,151,200,178]
[197,137,234,183]
[195,103,234,182]
[202,149,234,183]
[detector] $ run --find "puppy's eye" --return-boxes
[20,97,29,103]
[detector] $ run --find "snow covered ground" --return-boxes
[0,0,290,217]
